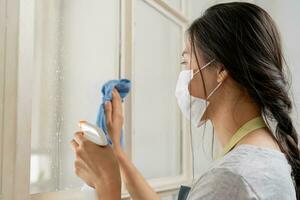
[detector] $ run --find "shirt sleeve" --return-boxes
[186,168,259,200]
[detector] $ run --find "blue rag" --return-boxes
[96,79,131,148]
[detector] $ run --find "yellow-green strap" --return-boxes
[220,116,266,157]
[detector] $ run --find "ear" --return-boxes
[216,65,228,83]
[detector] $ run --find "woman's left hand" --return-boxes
[70,132,121,199]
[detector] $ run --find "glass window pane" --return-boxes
[132,0,182,179]
[30,0,120,194]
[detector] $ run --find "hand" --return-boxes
[105,88,124,149]
[70,132,121,198]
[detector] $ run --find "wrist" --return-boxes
[95,180,121,200]
[112,145,124,156]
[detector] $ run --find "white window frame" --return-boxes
[1,0,33,199]
[0,0,5,198]
[0,0,193,199]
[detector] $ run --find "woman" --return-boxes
[70,2,299,200]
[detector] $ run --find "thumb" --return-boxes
[104,101,112,126]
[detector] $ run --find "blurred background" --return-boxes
[0,0,299,199]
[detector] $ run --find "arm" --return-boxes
[105,88,160,200]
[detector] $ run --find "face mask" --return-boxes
[175,59,222,127]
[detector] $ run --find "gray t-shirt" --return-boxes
[187,144,296,200]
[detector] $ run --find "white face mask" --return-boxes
[175,59,222,127]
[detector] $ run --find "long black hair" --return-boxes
[187,2,300,198]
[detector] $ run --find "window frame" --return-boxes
[1,0,193,199]
[0,0,5,197]
[1,0,33,199]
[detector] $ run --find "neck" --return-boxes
[209,88,261,148]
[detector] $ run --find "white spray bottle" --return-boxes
[77,120,109,199]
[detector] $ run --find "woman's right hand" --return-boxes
[105,88,124,150]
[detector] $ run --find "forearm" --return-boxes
[113,147,160,200]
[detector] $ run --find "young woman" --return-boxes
[70,2,299,200]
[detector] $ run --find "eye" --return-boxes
[180,60,187,65]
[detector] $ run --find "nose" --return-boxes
[181,52,188,64]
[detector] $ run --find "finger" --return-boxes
[112,88,121,99]
[74,158,86,176]
[105,101,112,125]
[112,88,122,116]
[74,158,87,169]
[70,139,79,150]
[74,131,86,145]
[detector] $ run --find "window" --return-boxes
[1,0,195,199]
[0,0,4,198]
[0,0,4,197]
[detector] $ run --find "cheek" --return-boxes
[188,71,217,99]
[189,55,198,70]
[188,75,205,98]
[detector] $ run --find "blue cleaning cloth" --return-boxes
[96,79,131,148]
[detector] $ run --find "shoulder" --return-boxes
[187,145,296,200]
[187,167,258,200]
[218,144,292,178]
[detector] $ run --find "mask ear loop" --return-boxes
[207,81,223,100]
[198,58,222,100]
[200,59,215,70]
[192,59,215,76]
